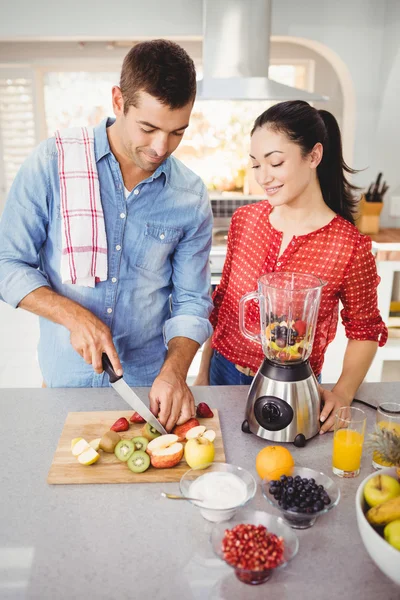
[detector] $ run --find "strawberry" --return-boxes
[129,411,146,424]
[196,402,214,419]
[110,417,129,432]
[294,320,307,337]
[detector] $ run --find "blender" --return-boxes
[239,272,326,447]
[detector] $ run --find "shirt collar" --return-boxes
[94,117,171,184]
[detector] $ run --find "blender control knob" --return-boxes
[241,420,252,434]
[293,433,306,447]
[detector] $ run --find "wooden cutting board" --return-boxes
[48,410,226,484]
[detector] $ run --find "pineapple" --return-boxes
[368,425,400,478]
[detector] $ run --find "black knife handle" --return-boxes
[101,353,123,384]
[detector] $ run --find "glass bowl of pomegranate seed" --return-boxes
[261,466,341,529]
[210,509,299,585]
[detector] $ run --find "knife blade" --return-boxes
[102,354,167,435]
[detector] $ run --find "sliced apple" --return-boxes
[150,442,184,468]
[71,437,83,451]
[71,438,91,457]
[203,430,216,443]
[146,434,179,455]
[185,426,206,440]
[185,425,216,444]
[172,418,200,442]
[77,447,100,465]
[89,438,101,451]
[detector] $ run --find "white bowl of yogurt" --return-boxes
[180,463,257,522]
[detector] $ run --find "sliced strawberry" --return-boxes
[196,402,214,418]
[129,411,146,424]
[294,320,307,337]
[110,417,130,432]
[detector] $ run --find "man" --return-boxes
[0,40,213,431]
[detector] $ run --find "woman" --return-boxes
[195,100,387,433]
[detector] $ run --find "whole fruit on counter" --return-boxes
[184,426,215,469]
[384,519,400,551]
[363,474,400,507]
[255,446,294,480]
[196,403,214,419]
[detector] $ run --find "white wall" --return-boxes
[1,1,398,197]
[370,0,400,228]
[0,0,203,40]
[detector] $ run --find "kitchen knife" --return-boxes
[102,354,167,435]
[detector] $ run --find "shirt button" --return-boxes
[111,277,117,283]
[107,308,113,314]
[117,183,122,190]
[115,245,121,251]
[120,213,126,219]
[159,233,165,240]
[133,189,140,195]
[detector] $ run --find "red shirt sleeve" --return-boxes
[339,235,388,346]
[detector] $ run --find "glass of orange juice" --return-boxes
[372,402,400,469]
[332,406,367,478]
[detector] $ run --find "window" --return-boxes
[0,60,313,199]
[44,71,117,135]
[0,73,35,197]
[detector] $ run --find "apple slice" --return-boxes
[203,430,216,443]
[89,438,101,451]
[150,442,184,468]
[146,434,179,455]
[77,447,100,465]
[172,418,200,442]
[71,437,83,451]
[185,426,206,440]
[71,438,91,457]
[185,426,216,444]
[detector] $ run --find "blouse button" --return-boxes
[277,262,281,266]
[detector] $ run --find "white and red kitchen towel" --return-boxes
[55,127,107,287]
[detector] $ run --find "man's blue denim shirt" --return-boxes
[0,118,213,386]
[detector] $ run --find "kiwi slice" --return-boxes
[142,423,162,441]
[131,436,149,452]
[127,450,150,473]
[114,439,135,462]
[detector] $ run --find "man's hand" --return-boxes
[69,312,122,376]
[149,368,195,431]
[319,387,352,434]
[18,286,123,377]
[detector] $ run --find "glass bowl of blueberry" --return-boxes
[261,466,341,529]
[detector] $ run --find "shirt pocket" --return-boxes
[135,223,183,272]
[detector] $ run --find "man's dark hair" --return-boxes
[120,39,197,113]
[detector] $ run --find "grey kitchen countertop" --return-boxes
[1,382,399,600]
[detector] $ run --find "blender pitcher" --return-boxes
[239,272,326,446]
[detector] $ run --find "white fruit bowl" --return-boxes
[355,467,400,586]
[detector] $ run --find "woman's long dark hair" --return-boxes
[251,100,359,224]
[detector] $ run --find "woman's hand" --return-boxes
[319,387,352,434]
[193,372,210,386]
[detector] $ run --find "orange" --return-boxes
[255,446,295,481]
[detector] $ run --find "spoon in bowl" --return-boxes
[161,492,204,502]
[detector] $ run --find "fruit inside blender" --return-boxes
[265,313,310,364]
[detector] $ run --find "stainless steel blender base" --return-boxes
[243,360,321,444]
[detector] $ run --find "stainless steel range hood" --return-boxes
[197,0,328,102]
